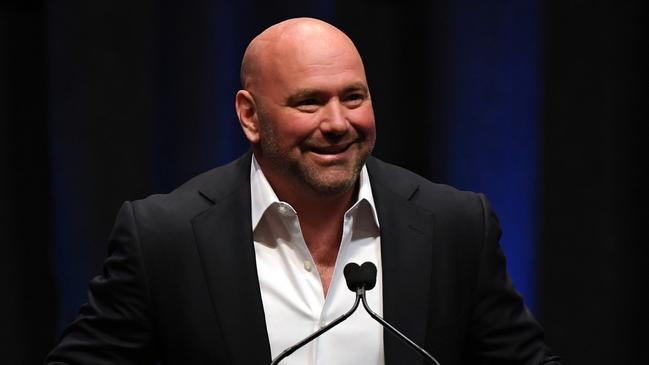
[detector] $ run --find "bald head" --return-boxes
[234,17,375,199]
[240,18,365,91]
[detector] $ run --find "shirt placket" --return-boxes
[314,208,356,365]
[279,202,326,364]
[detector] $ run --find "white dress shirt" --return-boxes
[251,156,384,365]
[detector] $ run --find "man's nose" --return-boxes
[319,99,349,135]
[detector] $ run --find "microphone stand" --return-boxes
[270,261,441,365]
[359,287,440,365]
[269,289,362,365]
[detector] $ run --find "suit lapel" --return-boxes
[191,154,271,364]
[369,161,435,365]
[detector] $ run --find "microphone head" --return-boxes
[344,262,377,291]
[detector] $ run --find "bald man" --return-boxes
[47,18,560,365]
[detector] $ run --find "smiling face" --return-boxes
[237,19,376,196]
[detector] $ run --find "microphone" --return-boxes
[343,261,377,291]
[344,262,441,365]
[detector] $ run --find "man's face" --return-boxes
[251,33,376,195]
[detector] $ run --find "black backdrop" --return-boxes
[1,0,646,363]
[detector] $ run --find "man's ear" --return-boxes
[235,89,260,143]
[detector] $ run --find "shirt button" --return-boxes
[303,261,313,272]
[319,319,326,328]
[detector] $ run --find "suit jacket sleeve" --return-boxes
[46,201,157,364]
[468,194,560,364]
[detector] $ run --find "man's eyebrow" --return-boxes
[341,82,369,94]
[286,83,370,104]
[286,89,322,104]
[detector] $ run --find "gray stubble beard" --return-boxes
[257,115,374,197]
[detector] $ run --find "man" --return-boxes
[47,17,560,364]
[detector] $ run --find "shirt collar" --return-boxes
[250,155,380,231]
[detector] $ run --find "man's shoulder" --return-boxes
[366,156,483,214]
[130,152,252,221]
[367,156,471,197]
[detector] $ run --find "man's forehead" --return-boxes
[248,19,340,61]
[241,18,363,89]
[258,18,344,43]
[262,22,352,60]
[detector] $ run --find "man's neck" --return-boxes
[269,175,357,224]
[265,172,359,297]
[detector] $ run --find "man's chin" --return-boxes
[299,166,361,195]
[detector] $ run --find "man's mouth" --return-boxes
[309,141,355,155]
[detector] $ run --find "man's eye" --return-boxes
[296,98,318,106]
[294,99,320,112]
[343,94,365,107]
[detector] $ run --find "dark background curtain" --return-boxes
[1,0,646,363]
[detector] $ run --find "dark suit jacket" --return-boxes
[47,153,560,364]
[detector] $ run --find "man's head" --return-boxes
[235,17,376,197]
